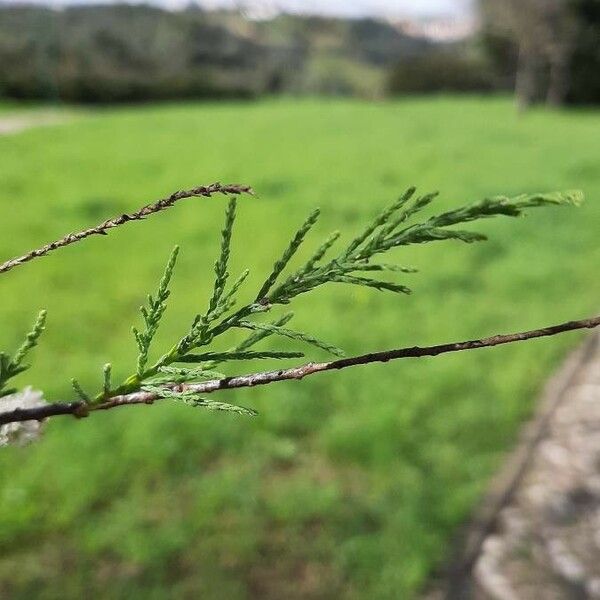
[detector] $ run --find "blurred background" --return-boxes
[0,0,599,104]
[0,1,599,598]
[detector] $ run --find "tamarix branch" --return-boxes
[1,183,597,437]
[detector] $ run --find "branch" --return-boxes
[2,315,598,426]
[0,183,254,275]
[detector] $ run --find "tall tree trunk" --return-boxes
[546,44,571,106]
[515,42,541,111]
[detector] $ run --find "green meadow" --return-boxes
[0,97,598,599]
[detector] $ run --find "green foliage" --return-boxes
[208,198,237,315]
[265,188,579,306]
[237,321,345,357]
[157,366,225,381]
[0,177,580,413]
[71,183,578,412]
[102,363,112,397]
[388,50,494,96]
[141,384,258,417]
[0,309,46,397]
[178,350,305,363]
[70,378,91,402]
[255,208,321,300]
[132,245,179,376]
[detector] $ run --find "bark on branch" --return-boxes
[0,182,254,275]
[2,315,598,427]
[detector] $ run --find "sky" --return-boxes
[196,0,474,19]
[3,0,475,19]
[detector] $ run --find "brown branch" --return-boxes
[2,315,599,427]
[0,182,254,275]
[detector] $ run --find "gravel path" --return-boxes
[472,331,600,599]
[431,331,600,599]
[0,111,68,135]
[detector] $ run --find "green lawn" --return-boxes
[0,97,598,599]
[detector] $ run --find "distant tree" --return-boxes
[568,0,600,104]
[479,0,599,107]
[387,49,493,96]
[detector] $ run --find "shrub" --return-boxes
[387,50,494,96]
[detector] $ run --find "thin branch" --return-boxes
[2,314,599,426]
[0,183,254,275]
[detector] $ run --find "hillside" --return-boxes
[0,6,430,102]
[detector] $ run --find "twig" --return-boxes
[0,183,254,275]
[2,314,598,426]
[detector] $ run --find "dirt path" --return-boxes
[0,111,68,135]
[430,330,600,599]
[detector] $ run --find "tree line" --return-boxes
[0,6,428,103]
[0,3,598,105]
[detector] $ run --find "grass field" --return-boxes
[0,97,599,599]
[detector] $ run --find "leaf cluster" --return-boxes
[0,186,580,416]
[81,187,579,415]
[0,310,46,398]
